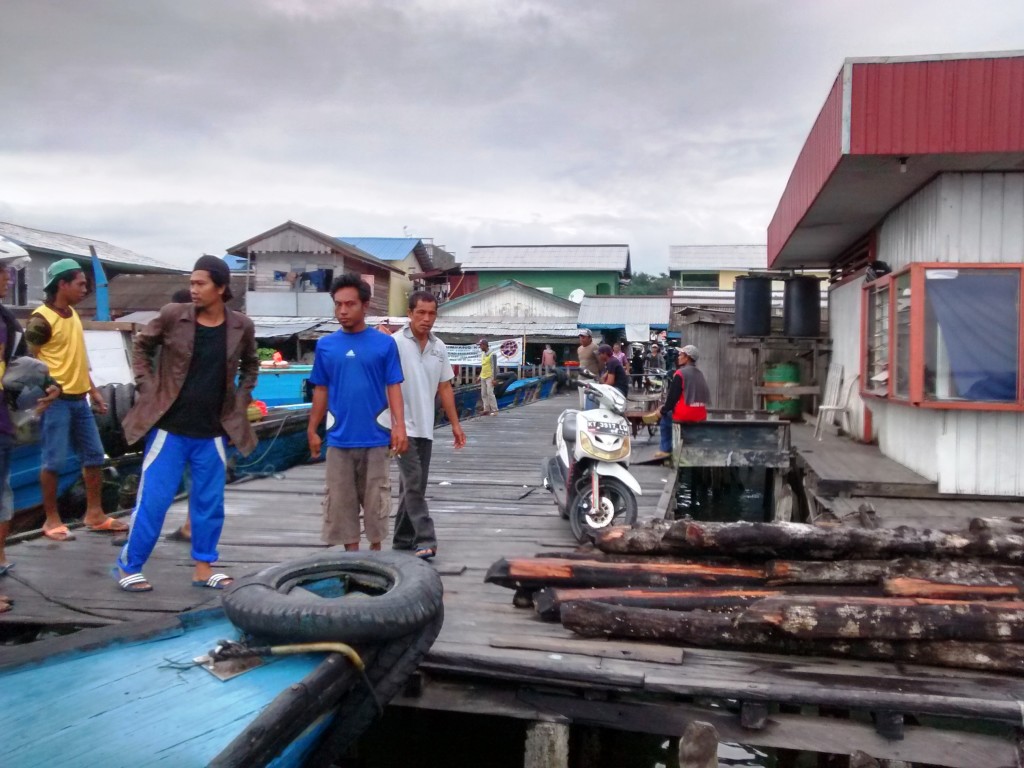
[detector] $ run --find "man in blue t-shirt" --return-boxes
[308,274,407,550]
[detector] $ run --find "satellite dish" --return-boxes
[568,289,585,303]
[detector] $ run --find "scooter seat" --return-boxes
[561,410,580,443]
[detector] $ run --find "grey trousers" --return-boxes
[393,437,435,550]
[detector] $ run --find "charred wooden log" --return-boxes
[767,558,1024,588]
[533,587,777,621]
[593,520,690,556]
[969,517,1024,535]
[484,557,766,591]
[745,595,1024,641]
[559,601,1024,675]
[597,520,1024,564]
[678,521,1024,562]
[882,577,1022,600]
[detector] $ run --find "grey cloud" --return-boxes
[2,0,1023,274]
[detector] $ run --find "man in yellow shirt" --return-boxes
[24,259,127,541]
[477,338,498,416]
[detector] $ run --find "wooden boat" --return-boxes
[0,551,443,767]
[448,373,560,422]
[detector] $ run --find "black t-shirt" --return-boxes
[156,322,227,438]
[603,356,630,397]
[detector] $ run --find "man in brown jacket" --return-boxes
[115,256,258,592]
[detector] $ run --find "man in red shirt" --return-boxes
[653,345,710,460]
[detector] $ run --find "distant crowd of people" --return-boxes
[1,259,470,611]
[575,326,709,461]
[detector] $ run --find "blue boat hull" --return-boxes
[0,609,340,767]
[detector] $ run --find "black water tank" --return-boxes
[734,276,772,337]
[783,276,822,337]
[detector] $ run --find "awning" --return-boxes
[625,323,650,342]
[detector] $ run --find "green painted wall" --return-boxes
[476,270,619,298]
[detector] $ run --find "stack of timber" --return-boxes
[485,519,1024,676]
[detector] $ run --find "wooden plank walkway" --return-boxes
[790,422,937,498]
[3,395,1024,765]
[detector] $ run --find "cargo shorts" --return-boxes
[322,446,392,546]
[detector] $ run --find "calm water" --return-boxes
[338,708,792,767]
[674,466,772,522]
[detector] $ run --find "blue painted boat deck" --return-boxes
[0,611,327,766]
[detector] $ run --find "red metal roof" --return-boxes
[768,52,1024,268]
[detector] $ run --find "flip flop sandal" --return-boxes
[164,527,191,542]
[86,517,129,533]
[117,572,153,593]
[0,563,13,577]
[42,525,76,542]
[192,573,234,590]
[414,547,437,560]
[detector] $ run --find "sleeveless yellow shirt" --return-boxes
[32,304,91,395]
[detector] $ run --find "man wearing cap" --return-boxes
[651,344,710,461]
[597,344,629,399]
[478,338,498,416]
[576,328,600,378]
[115,256,258,592]
[25,258,128,541]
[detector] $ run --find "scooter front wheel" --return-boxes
[569,476,638,543]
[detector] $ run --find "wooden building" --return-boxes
[226,221,399,317]
[769,50,1024,496]
[458,244,631,300]
[0,221,184,312]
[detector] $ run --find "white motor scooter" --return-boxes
[542,375,641,542]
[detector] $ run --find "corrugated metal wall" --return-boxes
[874,401,941,482]
[827,278,871,441]
[768,74,845,266]
[873,171,1024,495]
[850,56,1024,155]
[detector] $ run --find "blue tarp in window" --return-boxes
[926,271,1019,401]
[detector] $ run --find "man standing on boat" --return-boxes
[651,344,710,461]
[25,259,128,542]
[115,256,258,592]
[477,339,499,416]
[307,273,407,551]
[391,291,465,560]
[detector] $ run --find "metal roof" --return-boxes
[313,316,582,340]
[439,279,581,314]
[769,52,1024,268]
[576,295,670,327]
[462,245,630,273]
[0,236,29,260]
[0,221,184,273]
[336,237,420,262]
[668,245,767,272]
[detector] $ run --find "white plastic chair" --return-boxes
[815,365,859,440]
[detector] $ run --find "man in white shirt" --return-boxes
[391,291,466,559]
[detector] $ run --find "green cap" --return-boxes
[44,258,83,289]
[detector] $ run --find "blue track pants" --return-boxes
[118,430,227,575]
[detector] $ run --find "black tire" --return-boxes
[306,609,444,767]
[94,383,124,458]
[211,611,444,768]
[493,372,517,399]
[223,551,444,644]
[113,383,144,453]
[569,475,638,543]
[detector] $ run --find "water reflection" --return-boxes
[674,466,770,522]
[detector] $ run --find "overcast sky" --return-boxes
[2,1,1022,274]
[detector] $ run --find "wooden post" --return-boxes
[772,470,793,523]
[677,720,719,768]
[523,721,569,768]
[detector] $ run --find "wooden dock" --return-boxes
[4,395,1024,766]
